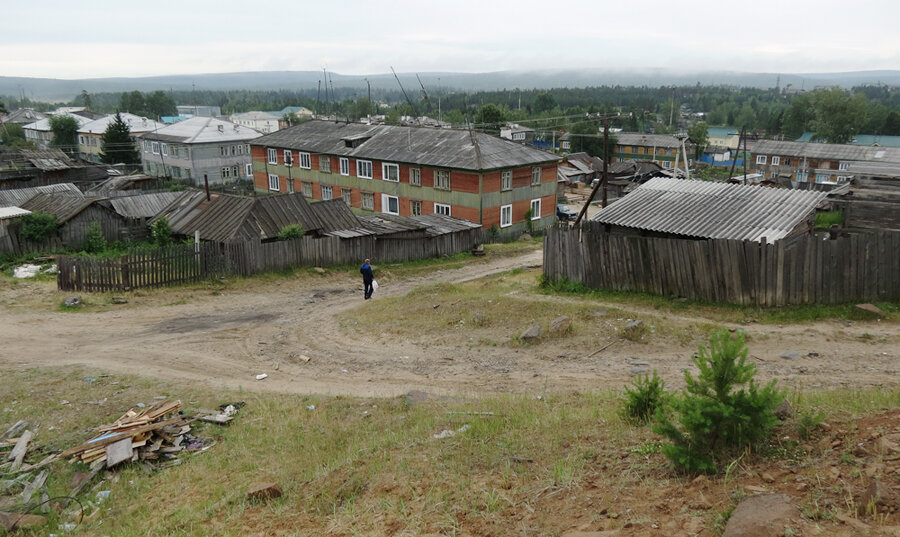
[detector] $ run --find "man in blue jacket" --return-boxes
[360,258,374,300]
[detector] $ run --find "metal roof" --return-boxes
[592,177,829,242]
[1,108,46,124]
[616,133,686,149]
[0,207,30,219]
[0,183,84,207]
[21,114,92,132]
[20,193,104,223]
[78,113,165,135]
[753,140,900,163]
[15,149,78,171]
[253,120,560,171]
[108,191,192,219]
[138,117,263,144]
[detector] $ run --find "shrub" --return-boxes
[18,212,59,242]
[623,370,668,424]
[524,208,534,233]
[653,330,783,473]
[81,221,107,254]
[151,217,173,247]
[486,224,500,243]
[277,224,305,241]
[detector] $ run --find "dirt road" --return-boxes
[1,248,897,397]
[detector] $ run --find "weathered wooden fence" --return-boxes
[543,222,900,306]
[57,228,481,292]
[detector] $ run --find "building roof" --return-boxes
[616,133,687,149]
[307,199,366,234]
[253,120,560,171]
[274,106,313,117]
[20,193,103,223]
[0,183,83,207]
[138,117,262,144]
[2,108,46,124]
[17,149,79,170]
[591,177,828,242]
[0,207,30,219]
[22,114,92,132]
[107,191,193,219]
[232,111,281,121]
[412,213,481,236]
[358,213,429,235]
[706,127,738,138]
[78,113,165,135]
[754,140,900,163]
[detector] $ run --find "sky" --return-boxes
[3,0,899,79]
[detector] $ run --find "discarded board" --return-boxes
[7,430,33,472]
[105,438,134,468]
[0,421,29,442]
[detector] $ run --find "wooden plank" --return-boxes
[7,430,33,472]
[105,438,133,468]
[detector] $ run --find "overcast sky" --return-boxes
[3,0,898,79]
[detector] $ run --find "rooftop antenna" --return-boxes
[315,80,321,117]
[416,74,429,114]
[391,66,418,120]
[322,67,329,116]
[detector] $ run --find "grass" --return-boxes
[0,366,897,536]
[814,210,844,229]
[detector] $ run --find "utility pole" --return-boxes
[365,78,372,117]
[574,113,618,225]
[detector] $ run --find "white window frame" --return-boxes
[340,157,350,176]
[501,170,512,191]
[410,167,421,186]
[268,174,279,191]
[839,162,850,171]
[267,148,277,164]
[299,152,311,169]
[410,200,422,216]
[222,166,231,179]
[561,141,570,150]
[361,192,375,210]
[283,150,293,166]
[301,181,312,197]
[500,204,512,227]
[357,159,373,179]
[435,203,451,216]
[662,161,672,169]
[756,155,767,165]
[321,184,333,201]
[320,156,331,173]
[381,193,399,215]
[771,156,780,166]
[530,199,541,220]
[435,170,450,190]
[513,132,525,141]
[382,162,399,182]
[245,163,253,177]
[151,141,159,154]
[341,188,352,205]
[531,166,541,186]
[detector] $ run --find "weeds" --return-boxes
[623,370,668,424]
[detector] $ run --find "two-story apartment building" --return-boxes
[751,140,900,187]
[138,117,262,185]
[500,124,536,145]
[230,111,282,134]
[250,120,561,231]
[611,133,695,170]
[22,114,92,149]
[77,113,165,163]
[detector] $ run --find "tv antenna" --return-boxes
[391,66,418,119]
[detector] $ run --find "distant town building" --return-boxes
[611,133,695,170]
[22,114,92,149]
[500,123,536,145]
[77,113,165,163]
[176,105,221,118]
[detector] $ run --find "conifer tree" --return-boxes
[100,112,140,164]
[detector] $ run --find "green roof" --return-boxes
[795,132,900,147]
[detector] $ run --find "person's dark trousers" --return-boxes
[364,281,373,299]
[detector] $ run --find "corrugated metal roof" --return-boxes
[591,177,828,242]
[138,117,262,144]
[0,183,83,207]
[617,133,686,148]
[108,191,192,219]
[754,140,900,163]
[0,207,30,219]
[21,114,92,132]
[253,120,560,171]
[78,113,165,135]
[20,193,103,223]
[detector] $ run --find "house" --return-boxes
[0,149,110,189]
[592,177,829,242]
[176,105,221,118]
[500,124,535,145]
[795,132,900,148]
[77,114,165,163]
[250,120,561,232]
[22,114,92,149]
[19,193,119,248]
[230,111,282,134]
[0,183,83,207]
[0,206,31,253]
[1,108,46,125]
[611,133,695,170]
[751,140,900,189]
[137,117,262,185]
[707,127,741,149]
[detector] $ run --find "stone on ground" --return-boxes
[521,324,542,341]
[722,494,799,537]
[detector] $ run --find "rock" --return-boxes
[63,295,82,308]
[404,390,430,405]
[780,351,801,360]
[314,267,326,274]
[859,479,898,513]
[521,324,542,341]
[774,399,794,420]
[855,303,885,318]
[622,320,646,341]
[722,494,799,537]
[630,366,650,376]
[761,472,776,483]
[247,482,282,502]
[518,233,533,241]
[111,296,128,304]
[550,316,572,335]
[0,511,47,531]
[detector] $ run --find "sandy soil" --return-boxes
[1,248,897,398]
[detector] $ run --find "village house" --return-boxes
[77,113,165,163]
[22,114,92,149]
[0,149,110,189]
[0,108,46,126]
[137,117,262,185]
[230,111,281,134]
[750,140,900,188]
[500,123,535,145]
[249,120,561,232]
[611,133,695,170]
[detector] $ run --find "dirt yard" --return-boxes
[1,248,897,398]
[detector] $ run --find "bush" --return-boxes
[151,217,173,247]
[18,212,59,242]
[623,370,668,424]
[81,221,107,254]
[652,330,783,473]
[277,224,305,241]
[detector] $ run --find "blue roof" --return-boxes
[795,131,900,147]
[707,127,737,138]
[161,115,190,124]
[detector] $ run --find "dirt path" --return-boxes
[1,248,897,397]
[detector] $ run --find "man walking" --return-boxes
[360,258,374,300]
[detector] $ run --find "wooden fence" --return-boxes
[57,228,481,292]
[543,222,900,306]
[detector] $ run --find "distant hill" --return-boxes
[3,69,900,102]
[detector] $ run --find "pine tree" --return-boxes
[100,112,140,164]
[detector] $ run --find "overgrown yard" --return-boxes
[0,367,898,536]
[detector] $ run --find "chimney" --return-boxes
[217,124,224,133]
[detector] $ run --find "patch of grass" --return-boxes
[814,210,844,229]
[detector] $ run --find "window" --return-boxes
[231,145,237,155]
[531,166,541,186]
[839,162,850,171]
[341,188,351,205]
[410,168,421,186]
[222,166,232,179]
[410,200,422,216]
[245,163,253,177]
[340,157,350,176]
[500,204,512,227]
[797,171,809,182]
[79,135,85,144]
[784,158,792,166]
[662,161,672,169]
[382,194,399,215]
[143,141,149,152]
[284,150,293,166]
[321,185,333,200]
[169,145,178,158]
[435,203,451,216]
[245,144,251,154]
[357,159,373,179]
[530,199,541,219]
[302,182,313,197]
[151,141,159,154]
[501,170,512,191]
[756,155,767,165]
[382,163,399,182]
[299,152,311,169]
[361,192,374,210]
[320,156,331,172]
[815,174,830,183]
[161,143,168,156]
[561,141,570,150]
[220,146,228,157]
[771,156,780,166]
[637,147,645,155]
[435,170,451,190]
[513,132,525,141]
[238,144,243,155]
[267,148,277,164]
[268,174,279,191]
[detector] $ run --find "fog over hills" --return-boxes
[3,69,900,102]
